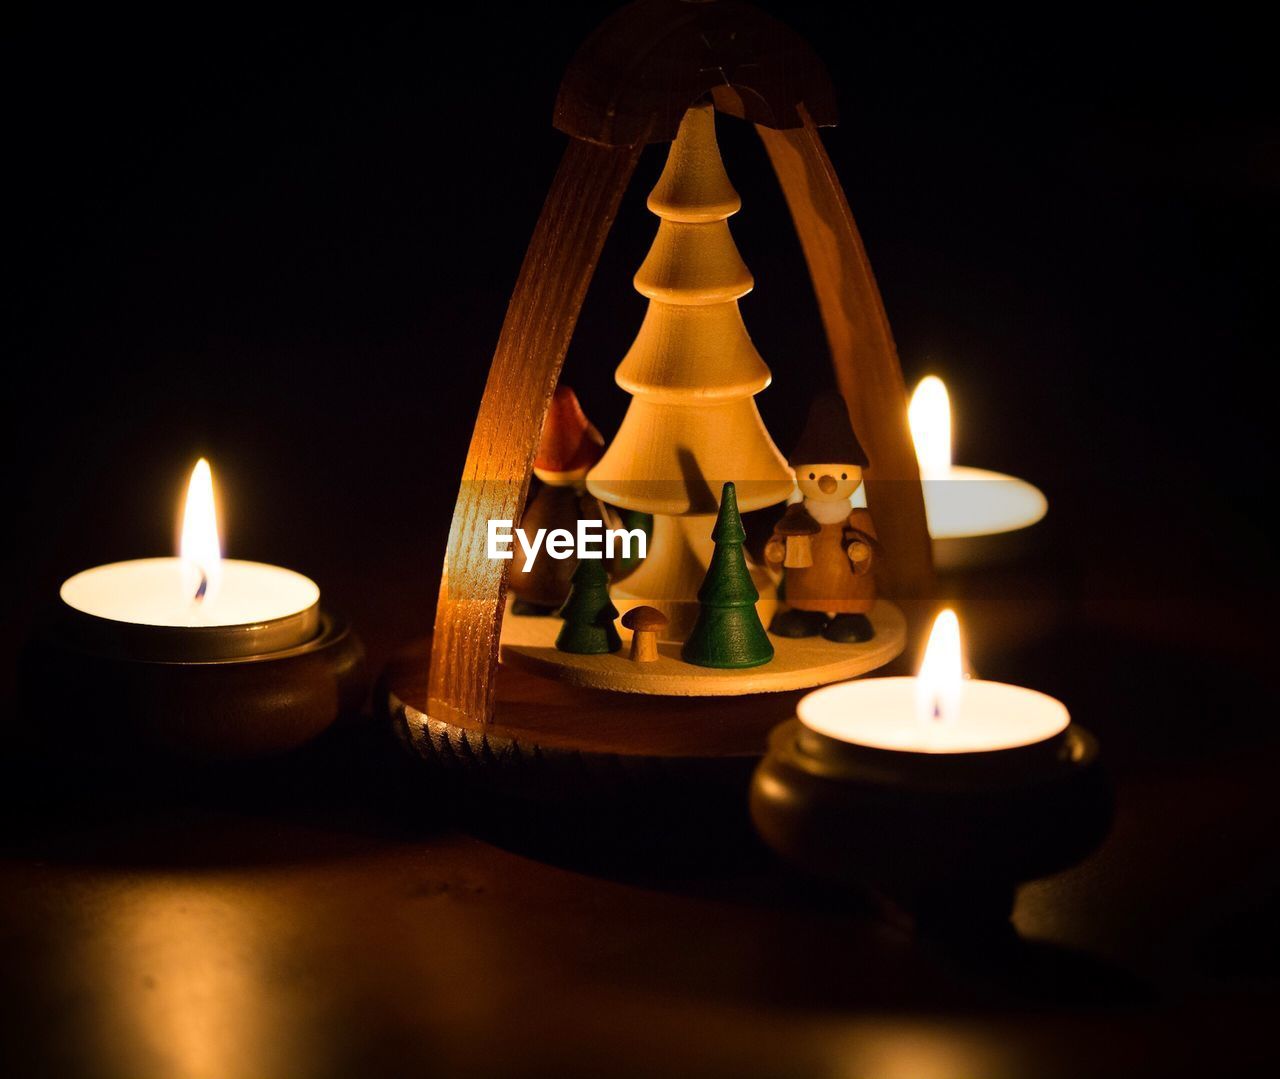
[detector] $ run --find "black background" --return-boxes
[4,1,1273,679]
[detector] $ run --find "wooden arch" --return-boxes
[426,0,933,729]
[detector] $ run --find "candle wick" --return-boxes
[194,571,208,603]
[932,699,942,724]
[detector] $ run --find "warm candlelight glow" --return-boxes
[915,608,963,733]
[61,458,318,638]
[906,375,1047,553]
[797,605,1069,753]
[180,458,221,605]
[908,375,952,481]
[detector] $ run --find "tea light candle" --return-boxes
[25,458,365,765]
[909,376,1047,570]
[58,460,320,661]
[750,610,1108,930]
[798,610,1068,753]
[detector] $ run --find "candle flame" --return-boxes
[916,608,963,732]
[909,375,952,481]
[180,458,221,605]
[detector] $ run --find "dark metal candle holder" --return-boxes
[21,610,367,764]
[750,718,1112,932]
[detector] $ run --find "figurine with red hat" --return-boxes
[764,391,882,642]
[510,385,615,615]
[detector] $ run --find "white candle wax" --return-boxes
[57,460,321,661]
[58,557,321,662]
[61,557,319,629]
[920,466,1047,540]
[798,676,1069,754]
[909,377,1047,566]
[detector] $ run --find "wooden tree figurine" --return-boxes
[765,392,881,643]
[555,558,622,655]
[510,385,610,615]
[586,104,794,642]
[682,483,774,669]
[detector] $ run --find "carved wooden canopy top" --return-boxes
[554,0,838,147]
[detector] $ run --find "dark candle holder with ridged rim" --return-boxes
[750,718,1113,931]
[21,608,366,765]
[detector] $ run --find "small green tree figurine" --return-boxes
[681,482,774,669]
[555,558,622,654]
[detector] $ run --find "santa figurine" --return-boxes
[510,385,613,616]
[764,391,881,642]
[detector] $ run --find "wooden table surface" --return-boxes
[2,585,1278,1079]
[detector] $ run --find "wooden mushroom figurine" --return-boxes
[766,502,821,569]
[621,605,667,662]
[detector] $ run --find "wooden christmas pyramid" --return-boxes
[384,0,934,797]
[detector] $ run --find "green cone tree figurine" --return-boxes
[555,558,622,654]
[681,482,774,668]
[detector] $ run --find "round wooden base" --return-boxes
[383,634,910,803]
[499,600,905,695]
